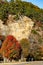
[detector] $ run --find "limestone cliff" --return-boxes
[0,15,34,40]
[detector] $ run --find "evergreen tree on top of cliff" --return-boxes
[0,0,43,23]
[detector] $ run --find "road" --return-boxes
[0,61,43,65]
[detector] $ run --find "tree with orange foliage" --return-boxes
[1,35,22,61]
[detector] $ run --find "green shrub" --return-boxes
[20,38,30,58]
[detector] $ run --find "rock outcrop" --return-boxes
[0,15,34,40]
[7,16,34,40]
[0,20,9,36]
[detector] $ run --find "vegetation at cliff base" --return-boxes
[1,35,22,60]
[20,38,30,58]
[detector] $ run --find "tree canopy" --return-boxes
[1,35,22,60]
[0,0,43,23]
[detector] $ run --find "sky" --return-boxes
[8,0,43,9]
[23,0,43,9]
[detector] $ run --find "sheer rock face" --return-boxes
[0,20,9,36]
[0,16,34,40]
[8,16,34,40]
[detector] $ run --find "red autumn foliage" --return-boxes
[1,35,22,60]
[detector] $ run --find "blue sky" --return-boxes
[24,0,43,9]
[8,0,43,8]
